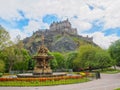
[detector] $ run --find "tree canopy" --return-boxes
[51,52,65,69]
[0,26,11,50]
[74,45,113,71]
[109,39,120,66]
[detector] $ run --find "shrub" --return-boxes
[80,72,86,77]
[0,60,5,72]
[0,73,3,77]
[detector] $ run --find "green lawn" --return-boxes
[115,88,120,90]
[0,78,90,86]
[93,68,120,74]
[100,68,120,74]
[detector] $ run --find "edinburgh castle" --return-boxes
[49,19,77,35]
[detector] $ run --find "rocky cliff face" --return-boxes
[23,20,96,54]
[51,36,77,52]
[23,30,96,54]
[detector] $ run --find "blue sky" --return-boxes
[0,0,120,49]
[42,14,60,24]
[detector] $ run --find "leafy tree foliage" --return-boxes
[47,51,58,70]
[12,36,31,71]
[13,49,31,71]
[109,40,120,66]
[1,34,31,72]
[74,45,113,71]
[2,46,31,72]
[52,52,65,69]
[95,50,113,70]
[0,26,11,50]
[3,46,17,72]
[28,59,35,70]
[0,60,5,72]
[66,51,77,69]
[74,45,97,70]
[49,58,58,70]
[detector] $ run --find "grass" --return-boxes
[91,68,120,74]
[0,78,89,86]
[114,88,120,90]
[99,68,120,74]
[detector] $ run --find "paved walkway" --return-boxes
[0,73,120,90]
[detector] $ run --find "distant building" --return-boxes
[49,19,77,35]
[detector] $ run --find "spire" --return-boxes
[41,34,44,46]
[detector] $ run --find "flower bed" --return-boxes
[0,72,91,82]
[0,76,83,82]
[0,72,91,86]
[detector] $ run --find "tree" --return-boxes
[11,35,31,71]
[2,38,31,72]
[3,46,17,72]
[45,51,58,70]
[0,25,11,50]
[0,60,5,72]
[109,40,120,66]
[95,50,113,70]
[52,52,65,69]
[28,59,35,70]
[13,49,31,71]
[74,45,112,71]
[66,51,77,69]
[49,58,58,70]
[74,45,98,71]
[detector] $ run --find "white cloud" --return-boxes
[80,32,120,49]
[85,0,120,30]
[8,29,27,41]
[0,0,120,30]
[1,0,120,30]
[23,20,49,35]
[92,32,119,49]
[0,0,120,48]
[0,0,23,21]
[71,19,92,33]
[23,20,40,34]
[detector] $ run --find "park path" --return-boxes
[0,73,120,90]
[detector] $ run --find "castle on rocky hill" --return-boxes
[23,19,95,54]
[34,19,93,42]
[49,19,77,35]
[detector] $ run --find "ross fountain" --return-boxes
[33,35,53,75]
[17,35,66,78]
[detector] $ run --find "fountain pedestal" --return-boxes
[33,56,53,75]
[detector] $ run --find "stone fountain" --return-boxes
[33,35,53,75]
[17,35,66,78]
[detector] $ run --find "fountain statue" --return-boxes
[33,35,53,75]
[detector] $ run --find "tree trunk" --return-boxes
[89,66,92,72]
[9,65,12,73]
[114,65,116,70]
[9,60,14,73]
[101,67,104,71]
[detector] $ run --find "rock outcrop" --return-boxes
[23,19,96,54]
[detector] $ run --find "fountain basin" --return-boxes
[17,72,67,78]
